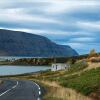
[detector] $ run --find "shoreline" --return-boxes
[0,64,50,66]
[0,65,50,67]
[0,69,50,78]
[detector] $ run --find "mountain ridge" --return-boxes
[0,29,78,57]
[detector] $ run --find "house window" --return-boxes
[56,65,57,70]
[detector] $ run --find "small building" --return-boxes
[51,63,70,71]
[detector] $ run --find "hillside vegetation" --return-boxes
[3,52,100,100]
[23,60,99,100]
[9,59,99,100]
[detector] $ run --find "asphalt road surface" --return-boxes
[0,79,42,100]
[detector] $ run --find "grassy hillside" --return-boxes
[60,67,100,96]
[29,61,100,100]
[2,59,100,100]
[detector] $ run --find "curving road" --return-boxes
[0,79,42,100]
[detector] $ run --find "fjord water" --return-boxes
[0,65,50,75]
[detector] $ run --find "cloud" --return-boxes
[66,42,100,55]
[77,21,100,32]
[0,9,62,24]
[68,37,96,43]
[0,0,100,54]
[43,0,100,14]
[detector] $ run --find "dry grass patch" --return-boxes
[39,80,93,100]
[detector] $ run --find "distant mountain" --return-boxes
[0,29,78,57]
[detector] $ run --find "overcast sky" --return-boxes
[0,0,100,54]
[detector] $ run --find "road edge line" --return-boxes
[0,81,18,97]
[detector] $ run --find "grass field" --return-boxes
[60,67,100,98]
[30,61,100,100]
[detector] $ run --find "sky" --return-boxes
[0,0,100,55]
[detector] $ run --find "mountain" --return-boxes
[0,29,78,57]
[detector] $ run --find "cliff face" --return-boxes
[0,29,78,57]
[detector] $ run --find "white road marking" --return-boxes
[39,91,41,95]
[34,82,41,90]
[37,97,41,100]
[17,81,18,85]
[0,89,12,97]
[0,81,18,97]
[33,82,41,96]
[12,86,16,89]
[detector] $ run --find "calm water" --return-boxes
[0,65,50,76]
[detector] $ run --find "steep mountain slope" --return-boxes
[0,29,78,57]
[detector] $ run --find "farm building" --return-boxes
[51,63,70,71]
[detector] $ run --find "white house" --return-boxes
[51,63,70,71]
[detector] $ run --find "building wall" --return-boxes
[51,63,70,71]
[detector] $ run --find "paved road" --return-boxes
[0,79,42,100]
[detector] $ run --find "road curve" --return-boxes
[0,79,42,100]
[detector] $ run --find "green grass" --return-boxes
[31,61,99,98]
[65,61,88,74]
[39,61,88,82]
[60,67,100,95]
